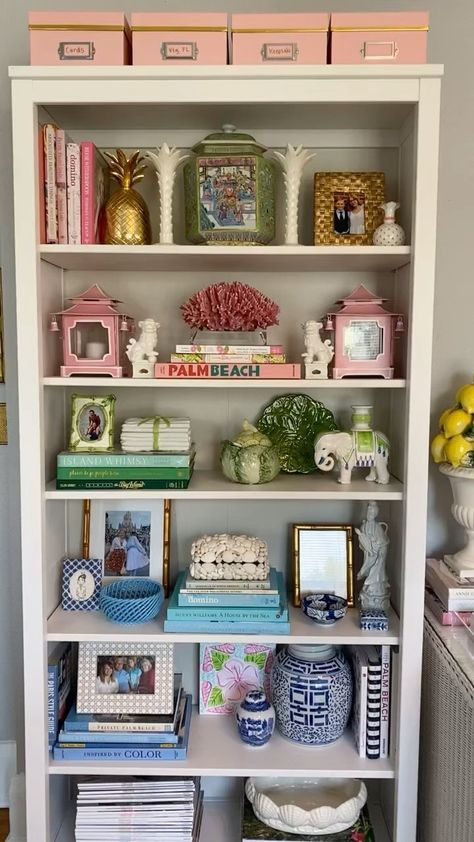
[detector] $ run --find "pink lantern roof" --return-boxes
[53,284,130,318]
[327,284,400,317]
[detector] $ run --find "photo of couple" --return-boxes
[104,510,151,577]
[95,655,156,695]
[333,192,366,236]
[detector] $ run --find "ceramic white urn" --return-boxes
[439,463,474,577]
[373,201,406,246]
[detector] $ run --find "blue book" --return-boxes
[168,571,288,622]
[57,448,195,468]
[53,694,191,761]
[48,642,73,747]
[64,675,182,734]
[178,568,281,607]
[164,618,290,635]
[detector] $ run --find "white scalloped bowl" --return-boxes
[245,777,367,836]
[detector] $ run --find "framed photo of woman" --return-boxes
[313,172,385,245]
[84,499,171,594]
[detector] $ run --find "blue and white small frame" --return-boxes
[360,608,389,632]
[62,558,102,611]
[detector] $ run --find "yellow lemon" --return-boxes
[457,384,474,414]
[444,435,474,468]
[439,406,457,430]
[442,408,472,439]
[431,433,448,463]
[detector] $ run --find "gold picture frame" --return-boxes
[82,499,171,596]
[292,524,353,607]
[0,269,4,383]
[314,171,385,245]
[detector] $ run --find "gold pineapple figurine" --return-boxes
[104,149,152,245]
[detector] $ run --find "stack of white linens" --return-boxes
[121,417,192,452]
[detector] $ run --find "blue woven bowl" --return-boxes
[301,593,348,625]
[100,579,164,625]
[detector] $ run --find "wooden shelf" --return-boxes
[39,244,411,273]
[47,602,400,645]
[43,376,407,389]
[45,470,404,501]
[49,707,395,778]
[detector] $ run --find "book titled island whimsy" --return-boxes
[242,797,375,842]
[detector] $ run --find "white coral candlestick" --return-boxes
[145,144,189,245]
[270,144,316,245]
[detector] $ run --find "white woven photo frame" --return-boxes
[77,641,174,715]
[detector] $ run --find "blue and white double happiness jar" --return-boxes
[271,644,352,745]
[235,689,275,747]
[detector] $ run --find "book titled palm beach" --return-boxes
[155,362,301,379]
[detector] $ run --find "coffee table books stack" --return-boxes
[164,569,290,635]
[56,444,195,490]
[53,674,193,761]
[156,340,301,380]
[424,557,474,626]
[74,776,203,842]
[241,796,375,842]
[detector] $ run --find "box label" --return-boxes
[161,41,198,60]
[58,41,96,61]
[261,42,298,61]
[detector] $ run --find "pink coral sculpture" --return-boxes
[181,281,279,331]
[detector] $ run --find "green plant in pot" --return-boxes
[220,420,281,485]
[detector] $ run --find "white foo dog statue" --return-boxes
[302,320,334,379]
[126,318,160,378]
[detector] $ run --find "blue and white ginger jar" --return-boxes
[235,689,275,747]
[271,644,352,745]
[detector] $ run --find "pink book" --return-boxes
[44,124,57,243]
[80,141,109,244]
[66,143,81,245]
[154,362,301,379]
[55,129,68,244]
[38,124,46,244]
[425,585,472,627]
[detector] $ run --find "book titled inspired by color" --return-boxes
[154,362,301,379]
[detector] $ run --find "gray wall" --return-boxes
[0,0,471,752]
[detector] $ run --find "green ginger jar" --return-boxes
[183,124,275,245]
[221,421,281,485]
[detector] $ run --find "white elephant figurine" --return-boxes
[314,429,390,485]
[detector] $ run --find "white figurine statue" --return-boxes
[126,317,160,378]
[145,144,189,245]
[355,501,390,612]
[270,144,316,245]
[302,319,334,379]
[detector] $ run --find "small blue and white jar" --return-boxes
[272,644,352,746]
[235,689,275,747]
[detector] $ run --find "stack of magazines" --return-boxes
[75,776,203,841]
[53,675,192,762]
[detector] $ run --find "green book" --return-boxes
[56,478,191,490]
[57,465,194,480]
[56,449,195,468]
[241,797,375,842]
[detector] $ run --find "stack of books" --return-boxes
[55,446,195,491]
[155,341,301,380]
[40,122,108,245]
[349,644,392,760]
[425,557,474,626]
[75,777,203,842]
[164,569,290,634]
[241,796,375,842]
[53,675,192,761]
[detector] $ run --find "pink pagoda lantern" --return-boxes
[323,284,404,379]
[50,284,134,377]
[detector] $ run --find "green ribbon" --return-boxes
[138,416,171,451]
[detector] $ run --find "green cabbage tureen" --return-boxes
[220,420,281,485]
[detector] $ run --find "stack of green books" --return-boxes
[241,797,375,842]
[56,448,195,490]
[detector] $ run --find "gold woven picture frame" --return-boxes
[314,171,385,245]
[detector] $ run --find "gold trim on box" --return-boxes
[314,171,385,246]
[29,23,126,32]
[233,27,328,34]
[131,25,228,33]
[331,25,429,33]
[292,524,354,608]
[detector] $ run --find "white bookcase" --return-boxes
[9,64,442,842]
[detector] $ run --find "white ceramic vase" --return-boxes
[373,201,406,246]
[439,463,474,576]
[270,144,316,245]
[145,144,189,244]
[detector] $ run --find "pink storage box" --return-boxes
[29,12,131,65]
[231,13,329,65]
[131,13,228,65]
[330,12,429,64]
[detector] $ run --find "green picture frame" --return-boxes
[69,393,116,452]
